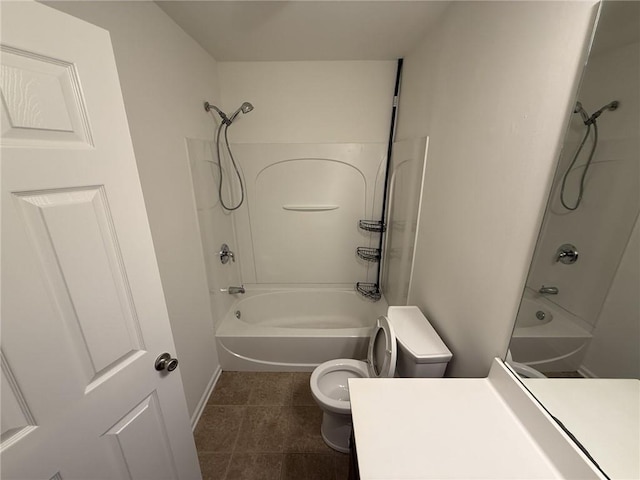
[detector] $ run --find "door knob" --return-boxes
[155,353,179,372]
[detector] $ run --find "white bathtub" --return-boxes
[510,289,592,372]
[216,288,388,371]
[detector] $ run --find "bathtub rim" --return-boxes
[216,286,388,337]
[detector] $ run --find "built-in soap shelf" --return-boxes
[356,247,380,262]
[282,205,339,212]
[355,282,381,301]
[358,219,385,233]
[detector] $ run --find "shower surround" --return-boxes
[231,143,386,285]
[188,137,394,370]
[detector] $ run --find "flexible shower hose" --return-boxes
[560,120,598,211]
[215,122,245,211]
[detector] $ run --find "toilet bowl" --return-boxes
[310,359,369,415]
[309,359,370,452]
[310,306,452,453]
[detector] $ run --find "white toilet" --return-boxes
[310,306,452,453]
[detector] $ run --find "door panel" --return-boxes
[0,45,94,147]
[1,2,200,479]
[0,354,37,447]
[104,393,179,480]
[14,187,144,382]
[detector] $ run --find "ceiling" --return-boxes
[156,1,450,61]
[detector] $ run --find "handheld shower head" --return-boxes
[584,100,620,125]
[229,102,254,123]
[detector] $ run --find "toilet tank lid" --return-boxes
[387,306,452,363]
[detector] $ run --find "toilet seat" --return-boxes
[367,315,397,378]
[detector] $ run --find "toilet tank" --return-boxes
[387,306,452,378]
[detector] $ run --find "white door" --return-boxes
[0,2,201,479]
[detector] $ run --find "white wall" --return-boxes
[218,61,396,144]
[47,2,223,417]
[401,1,598,377]
[582,216,639,378]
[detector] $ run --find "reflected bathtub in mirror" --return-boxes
[510,288,592,373]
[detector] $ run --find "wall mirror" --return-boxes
[507,1,639,478]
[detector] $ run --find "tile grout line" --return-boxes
[281,373,296,479]
[221,409,242,480]
[279,413,287,480]
[224,372,251,480]
[281,379,293,479]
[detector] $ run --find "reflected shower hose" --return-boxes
[215,122,245,211]
[559,120,598,211]
[560,100,619,211]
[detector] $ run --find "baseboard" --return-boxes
[191,365,222,431]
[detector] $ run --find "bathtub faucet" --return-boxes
[226,285,245,295]
[538,285,559,295]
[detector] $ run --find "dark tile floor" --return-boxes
[195,372,349,480]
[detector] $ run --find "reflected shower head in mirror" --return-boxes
[229,102,254,123]
[561,99,620,210]
[585,100,620,125]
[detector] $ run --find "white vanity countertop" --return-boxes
[349,359,605,480]
[524,378,640,480]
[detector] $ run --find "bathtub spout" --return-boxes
[227,285,245,295]
[538,285,559,295]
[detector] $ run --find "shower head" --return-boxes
[600,100,619,112]
[229,102,254,123]
[584,100,620,125]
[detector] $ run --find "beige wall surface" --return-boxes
[218,61,396,144]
